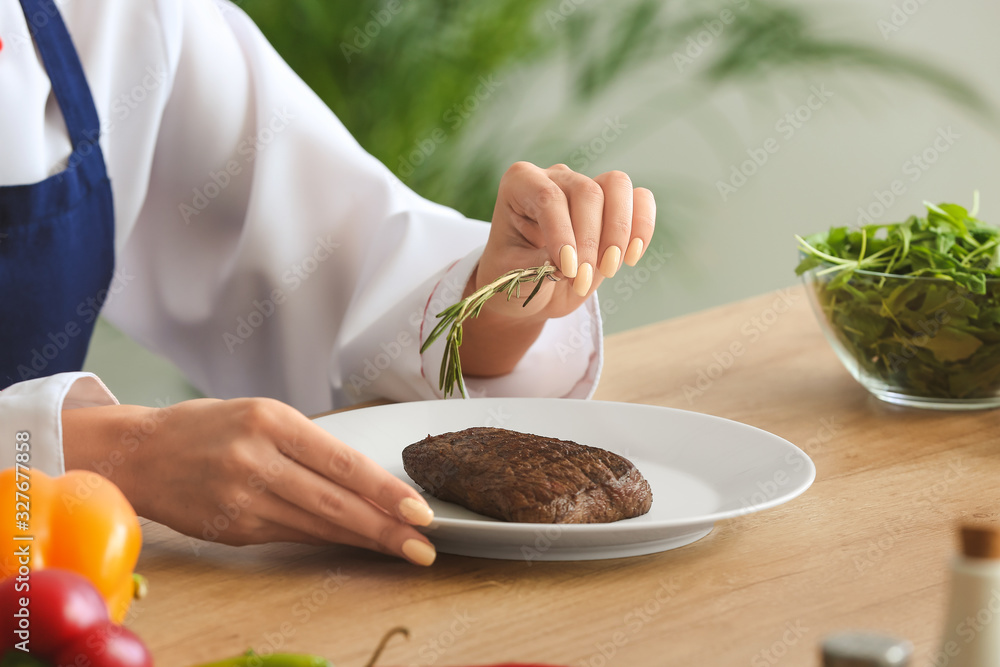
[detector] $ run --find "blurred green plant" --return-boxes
[240,0,991,223]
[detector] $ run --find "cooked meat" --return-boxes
[402,426,652,523]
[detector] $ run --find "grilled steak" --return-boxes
[402,426,652,523]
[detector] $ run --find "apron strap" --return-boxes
[0,0,116,389]
[17,0,101,147]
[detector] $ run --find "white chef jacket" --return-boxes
[0,0,602,476]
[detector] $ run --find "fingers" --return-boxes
[545,164,605,297]
[260,521,397,559]
[499,162,577,277]
[289,419,434,528]
[123,396,438,566]
[496,163,656,301]
[229,399,437,565]
[627,187,656,266]
[265,461,437,566]
[591,171,634,279]
[265,519,438,568]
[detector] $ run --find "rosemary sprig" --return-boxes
[420,264,559,398]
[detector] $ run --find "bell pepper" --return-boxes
[0,468,142,622]
[0,568,152,666]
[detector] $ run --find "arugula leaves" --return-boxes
[796,197,1000,400]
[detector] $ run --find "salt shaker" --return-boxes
[935,523,1000,667]
[821,631,913,667]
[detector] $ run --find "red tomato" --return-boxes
[0,569,109,657]
[54,622,153,667]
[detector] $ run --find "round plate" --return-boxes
[312,398,815,561]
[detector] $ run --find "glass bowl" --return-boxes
[801,263,1000,410]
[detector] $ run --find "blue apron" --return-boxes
[0,0,115,389]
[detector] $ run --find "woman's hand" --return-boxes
[459,162,656,376]
[62,398,437,566]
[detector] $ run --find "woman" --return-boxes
[0,0,655,566]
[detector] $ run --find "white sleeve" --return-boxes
[84,0,602,415]
[0,374,119,476]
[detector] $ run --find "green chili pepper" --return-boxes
[191,650,333,667]
[189,626,408,667]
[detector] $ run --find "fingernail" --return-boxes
[599,246,621,278]
[399,497,434,526]
[560,245,578,278]
[402,539,437,566]
[624,238,645,266]
[573,263,594,297]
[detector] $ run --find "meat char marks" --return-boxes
[402,426,652,523]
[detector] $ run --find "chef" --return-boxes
[0,0,656,565]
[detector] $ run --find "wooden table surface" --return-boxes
[130,286,1000,666]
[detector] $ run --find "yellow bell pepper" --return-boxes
[0,467,142,622]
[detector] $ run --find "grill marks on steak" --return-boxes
[402,427,653,523]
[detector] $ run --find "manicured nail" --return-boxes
[399,497,434,526]
[402,539,437,566]
[624,238,644,266]
[573,263,594,297]
[599,246,622,278]
[560,244,578,278]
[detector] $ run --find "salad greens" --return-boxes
[795,197,1000,400]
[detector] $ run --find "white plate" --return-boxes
[312,398,815,561]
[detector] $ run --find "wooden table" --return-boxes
[131,286,1000,666]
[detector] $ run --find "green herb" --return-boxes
[420,264,559,399]
[795,196,1000,400]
